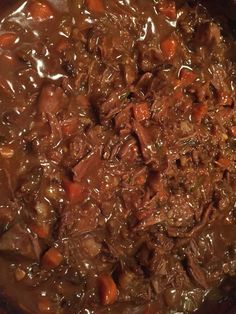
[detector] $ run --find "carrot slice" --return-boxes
[215,158,231,169]
[38,298,52,313]
[56,38,70,53]
[27,1,53,21]
[63,179,87,203]
[231,126,236,137]
[15,268,26,281]
[133,103,151,121]
[218,91,233,106]
[160,37,177,60]
[61,118,78,136]
[179,68,197,85]
[157,0,176,20]
[134,173,147,186]
[173,88,184,101]
[85,0,105,13]
[0,33,18,49]
[98,274,118,305]
[192,103,208,124]
[30,224,50,239]
[42,248,63,269]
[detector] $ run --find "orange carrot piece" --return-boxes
[0,33,18,49]
[27,1,53,21]
[98,275,118,305]
[218,91,233,106]
[42,248,63,269]
[179,68,197,85]
[61,118,78,136]
[215,158,231,169]
[157,0,176,19]
[85,0,105,13]
[173,88,184,101]
[160,37,177,60]
[231,126,236,137]
[63,179,87,203]
[134,173,147,186]
[192,103,208,124]
[133,103,151,121]
[31,224,50,239]
[56,38,70,53]
[38,298,52,313]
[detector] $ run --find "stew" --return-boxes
[0,0,235,313]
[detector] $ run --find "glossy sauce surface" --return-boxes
[0,0,236,313]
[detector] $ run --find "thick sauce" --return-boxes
[0,0,235,313]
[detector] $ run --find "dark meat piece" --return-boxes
[38,84,65,114]
[97,91,124,123]
[133,120,159,167]
[186,253,208,289]
[0,224,41,260]
[0,206,15,232]
[166,194,196,228]
[16,166,43,204]
[147,172,167,200]
[59,203,100,238]
[135,210,166,230]
[167,205,213,238]
[114,106,132,133]
[73,151,100,182]
[134,72,153,97]
[139,48,163,73]
[121,61,137,85]
[195,22,222,47]
[118,138,140,162]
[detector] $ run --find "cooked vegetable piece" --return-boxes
[0,33,18,49]
[85,0,105,13]
[38,298,53,313]
[215,158,231,169]
[61,118,78,136]
[160,37,177,59]
[63,179,87,203]
[192,103,208,123]
[41,247,63,269]
[30,224,50,239]
[97,275,118,305]
[157,0,176,19]
[179,68,197,85]
[27,1,53,21]
[133,103,151,121]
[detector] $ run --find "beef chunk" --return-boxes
[38,84,66,114]
[186,253,208,289]
[195,22,222,47]
[0,224,41,260]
